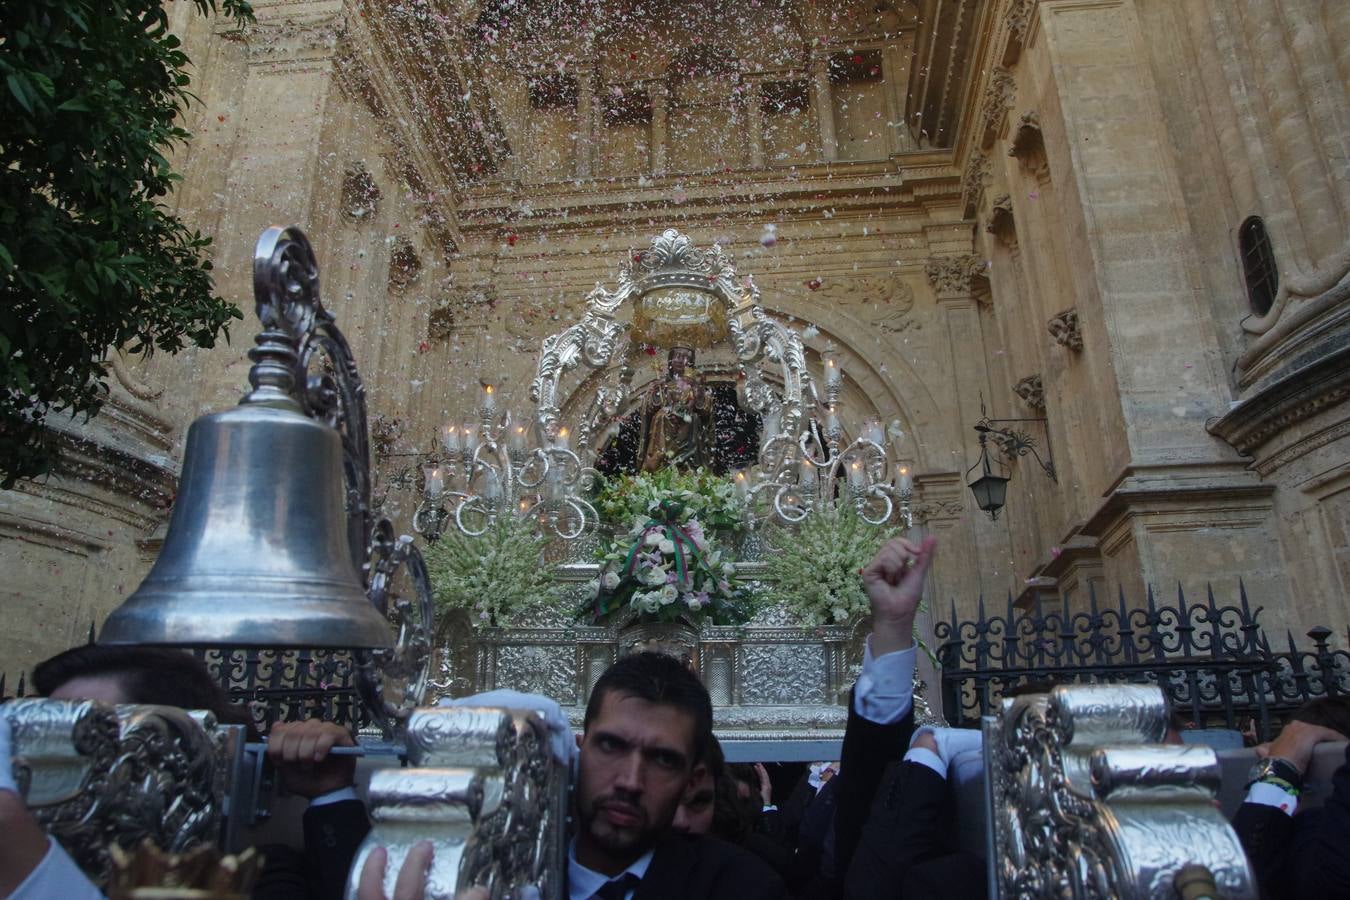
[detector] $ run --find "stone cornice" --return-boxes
[1207,338,1350,458]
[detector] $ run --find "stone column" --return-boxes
[745,78,765,169]
[809,51,837,162]
[649,80,668,175]
[575,68,595,178]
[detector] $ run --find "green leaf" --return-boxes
[6,74,34,114]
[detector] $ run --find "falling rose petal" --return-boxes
[1050,546,1062,559]
[805,277,822,290]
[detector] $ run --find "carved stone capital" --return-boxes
[961,151,991,219]
[978,67,1017,149]
[925,255,988,301]
[986,193,1016,246]
[1048,308,1083,351]
[1013,374,1046,411]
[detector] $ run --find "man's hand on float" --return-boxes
[1257,720,1348,774]
[861,535,937,657]
[754,762,773,806]
[266,719,357,799]
[357,843,439,900]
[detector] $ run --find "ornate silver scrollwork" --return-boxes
[345,706,567,900]
[5,699,226,886]
[251,226,434,732]
[984,684,1256,899]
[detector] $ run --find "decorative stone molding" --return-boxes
[925,255,988,300]
[1008,109,1049,178]
[1006,0,1035,51]
[428,286,496,338]
[1013,374,1046,411]
[1048,308,1083,351]
[986,193,1016,247]
[961,150,991,219]
[815,275,920,332]
[240,13,344,70]
[978,66,1017,149]
[388,236,422,290]
[341,161,381,221]
[370,414,403,456]
[912,497,965,524]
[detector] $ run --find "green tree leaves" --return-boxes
[0,0,253,486]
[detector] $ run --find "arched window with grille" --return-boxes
[1239,217,1279,316]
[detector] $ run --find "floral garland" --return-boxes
[760,504,899,626]
[593,467,744,535]
[580,499,752,626]
[422,515,557,627]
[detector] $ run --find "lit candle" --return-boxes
[509,423,527,455]
[825,406,841,437]
[798,457,817,489]
[481,382,496,416]
[440,423,459,454]
[896,465,913,494]
[423,464,444,499]
[734,470,749,500]
[555,426,570,450]
[462,420,480,454]
[862,417,883,446]
[824,352,843,392]
[846,460,863,491]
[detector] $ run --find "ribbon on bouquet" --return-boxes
[617,499,709,590]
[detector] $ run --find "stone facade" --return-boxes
[2,0,1348,672]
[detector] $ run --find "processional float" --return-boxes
[4,227,1255,898]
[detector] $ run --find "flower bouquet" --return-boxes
[580,498,752,626]
[422,515,558,627]
[593,468,744,536]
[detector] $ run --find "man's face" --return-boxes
[575,691,702,873]
[48,675,132,704]
[671,766,715,835]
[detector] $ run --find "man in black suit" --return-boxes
[335,651,784,900]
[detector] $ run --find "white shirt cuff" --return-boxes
[903,746,946,779]
[309,786,359,807]
[853,638,916,725]
[1245,781,1298,816]
[11,838,105,900]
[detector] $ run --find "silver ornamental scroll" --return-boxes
[4,698,227,886]
[984,684,1256,899]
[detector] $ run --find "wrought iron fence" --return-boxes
[1,639,368,737]
[934,584,1350,743]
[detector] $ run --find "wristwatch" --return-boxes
[1245,756,1303,792]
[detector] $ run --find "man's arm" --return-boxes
[831,536,937,883]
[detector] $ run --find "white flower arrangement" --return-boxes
[422,515,558,626]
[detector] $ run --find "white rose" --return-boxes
[658,538,675,554]
[660,584,678,604]
[602,571,621,590]
[644,531,662,546]
[721,562,736,576]
[643,567,667,586]
[584,578,601,597]
[684,595,703,611]
[640,594,662,614]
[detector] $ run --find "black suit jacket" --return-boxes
[634,833,786,900]
[831,689,917,885]
[845,760,985,900]
[253,799,371,900]
[1233,743,1350,900]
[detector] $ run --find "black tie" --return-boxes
[594,872,641,900]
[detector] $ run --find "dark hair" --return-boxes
[33,644,235,716]
[584,651,714,763]
[1292,697,1350,738]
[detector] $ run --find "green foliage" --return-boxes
[421,516,559,626]
[593,467,744,534]
[0,0,253,486]
[760,504,899,626]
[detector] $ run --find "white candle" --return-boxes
[483,467,502,501]
[799,457,817,489]
[423,465,444,499]
[481,382,496,416]
[462,421,480,454]
[825,407,841,436]
[555,426,570,450]
[440,423,459,454]
[509,423,527,455]
[848,460,865,490]
[897,466,913,494]
[824,354,843,391]
[734,470,749,500]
